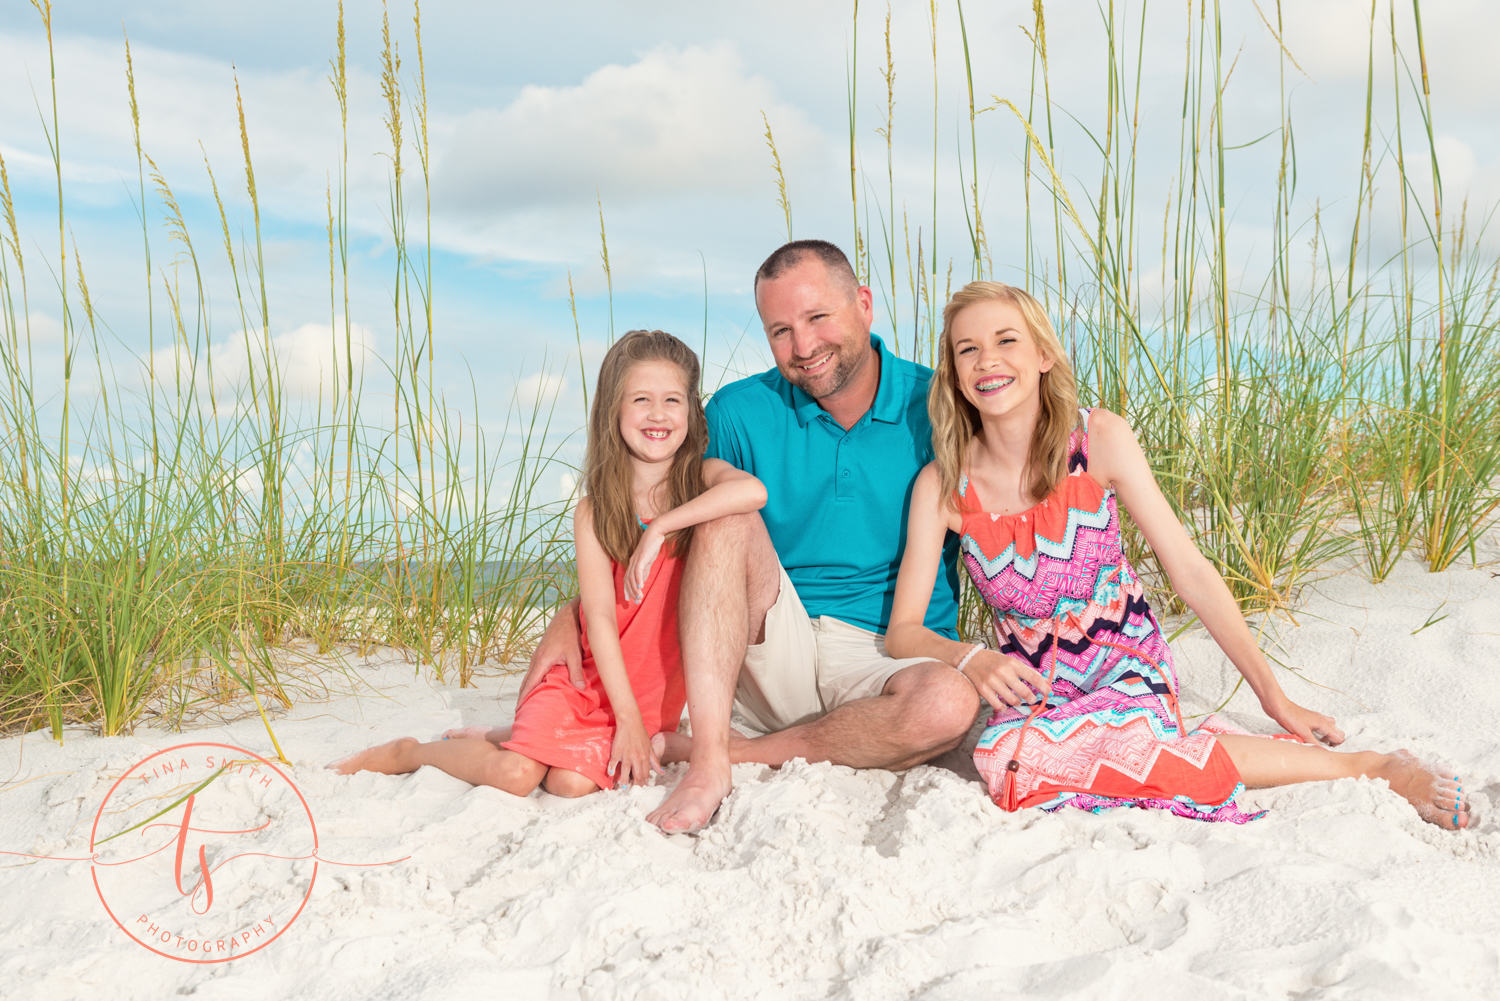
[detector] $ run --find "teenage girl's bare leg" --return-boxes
[329,737,548,797]
[646,512,781,834]
[1216,734,1471,830]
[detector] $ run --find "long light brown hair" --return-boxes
[929,282,1079,510]
[584,329,708,564]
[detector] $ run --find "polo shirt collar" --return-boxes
[789,334,902,427]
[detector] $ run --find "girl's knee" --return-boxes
[543,768,600,798]
[480,750,547,795]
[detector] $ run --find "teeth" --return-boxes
[643,430,668,439]
[976,376,1014,391]
[801,353,833,371]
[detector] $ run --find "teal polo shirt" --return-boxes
[705,335,960,638]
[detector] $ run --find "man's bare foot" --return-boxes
[1380,750,1471,830]
[651,730,693,764]
[327,737,417,776]
[646,762,731,834]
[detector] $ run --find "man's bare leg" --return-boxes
[653,730,693,763]
[646,512,781,833]
[725,660,980,771]
[1216,734,1471,830]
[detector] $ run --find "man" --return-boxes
[524,240,978,832]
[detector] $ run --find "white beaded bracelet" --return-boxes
[953,643,985,674]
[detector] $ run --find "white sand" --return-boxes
[3,553,1500,1000]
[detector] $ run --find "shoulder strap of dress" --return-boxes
[1068,407,1093,472]
[952,469,980,513]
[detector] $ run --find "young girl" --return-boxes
[887,282,1472,828]
[333,330,766,797]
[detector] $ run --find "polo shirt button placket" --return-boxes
[840,435,852,501]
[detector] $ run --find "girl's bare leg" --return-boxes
[542,768,600,798]
[1216,734,1471,830]
[329,737,547,796]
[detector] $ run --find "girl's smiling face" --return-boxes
[618,359,691,464]
[949,299,1055,419]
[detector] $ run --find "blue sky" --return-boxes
[2,0,1497,492]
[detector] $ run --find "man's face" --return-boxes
[755,257,875,400]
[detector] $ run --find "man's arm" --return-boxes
[518,596,585,704]
[703,394,745,469]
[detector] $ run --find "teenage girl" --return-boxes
[333,330,766,797]
[886,282,1471,828]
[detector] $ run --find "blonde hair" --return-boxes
[929,282,1079,510]
[584,330,708,564]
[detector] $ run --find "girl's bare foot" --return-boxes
[328,737,418,776]
[651,730,693,764]
[1379,750,1471,830]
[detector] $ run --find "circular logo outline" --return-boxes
[89,741,319,964]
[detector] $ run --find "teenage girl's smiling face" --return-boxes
[618,359,690,464]
[949,298,1054,419]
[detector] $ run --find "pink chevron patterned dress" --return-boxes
[961,408,1280,823]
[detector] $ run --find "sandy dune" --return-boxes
[2,552,1498,1000]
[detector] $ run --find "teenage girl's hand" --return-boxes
[961,649,1052,712]
[608,719,661,788]
[1263,695,1346,746]
[624,526,665,604]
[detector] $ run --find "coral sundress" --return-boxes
[502,546,687,792]
[961,408,1289,823]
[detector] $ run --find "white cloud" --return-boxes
[220,463,262,498]
[515,371,568,408]
[0,28,386,221]
[1435,135,1478,194]
[144,315,374,401]
[433,44,824,218]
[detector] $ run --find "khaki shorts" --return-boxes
[732,566,936,735]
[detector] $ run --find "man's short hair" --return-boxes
[754,240,860,298]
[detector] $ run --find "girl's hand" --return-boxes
[1263,695,1346,746]
[608,720,661,787]
[624,526,664,604]
[961,649,1052,712]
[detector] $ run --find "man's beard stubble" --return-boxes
[783,341,864,401]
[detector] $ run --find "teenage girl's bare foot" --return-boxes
[328,737,417,776]
[651,730,693,764]
[1379,750,1471,830]
[646,761,731,834]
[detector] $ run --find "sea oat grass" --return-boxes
[3,3,1498,719]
